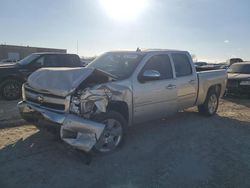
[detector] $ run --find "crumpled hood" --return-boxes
[28,67,96,97]
[228,73,250,80]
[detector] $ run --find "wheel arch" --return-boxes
[207,84,221,97]
[107,101,129,124]
[198,84,220,116]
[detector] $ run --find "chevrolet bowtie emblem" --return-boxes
[37,95,44,103]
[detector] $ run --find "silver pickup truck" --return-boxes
[18,49,227,153]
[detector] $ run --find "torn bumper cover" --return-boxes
[18,101,105,152]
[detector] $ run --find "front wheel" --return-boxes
[93,111,127,154]
[1,79,22,100]
[198,89,219,116]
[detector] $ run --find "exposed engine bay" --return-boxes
[70,86,111,118]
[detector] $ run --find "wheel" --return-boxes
[198,89,219,116]
[92,111,127,153]
[1,79,22,100]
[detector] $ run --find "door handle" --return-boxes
[166,84,176,89]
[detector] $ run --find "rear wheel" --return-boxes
[198,89,219,116]
[1,79,22,100]
[93,111,127,154]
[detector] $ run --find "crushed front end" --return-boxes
[18,67,129,152]
[18,84,107,152]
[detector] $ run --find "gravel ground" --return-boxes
[0,100,23,124]
[0,97,250,188]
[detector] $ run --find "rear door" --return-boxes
[43,54,77,67]
[133,53,177,124]
[60,55,81,67]
[171,53,198,109]
[43,55,60,67]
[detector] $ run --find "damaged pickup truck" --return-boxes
[18,50,227,153]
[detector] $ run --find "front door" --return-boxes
[133,54,177,124]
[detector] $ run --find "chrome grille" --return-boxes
[227,80,239,88]
[24,85,70,112]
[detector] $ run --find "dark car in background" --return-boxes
[0,58,18,64]
[196,63,223,71]
[227,58,243,66]
[194,61,207,67]
[226,62,250,96]
[0,53,82,100]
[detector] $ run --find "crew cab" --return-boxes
[0,53,82,100]
[18,50,227,153]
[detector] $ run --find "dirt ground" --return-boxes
[0,97,250,188]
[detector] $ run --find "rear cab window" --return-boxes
[171,53,192,77]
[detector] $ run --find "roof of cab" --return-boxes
[31,52,77,56]
[107,49,188,54]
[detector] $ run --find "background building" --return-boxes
[0,44,67,61]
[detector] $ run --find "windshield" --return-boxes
[228,64,250,74]
[87,52,144,80]
[18,54,40,65]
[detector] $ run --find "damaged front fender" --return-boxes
[71,82,132,119]
[63,83,131,152]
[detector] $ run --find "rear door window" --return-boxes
[172,53,192,77]
[44,55,60,67]
[62,55,81,67]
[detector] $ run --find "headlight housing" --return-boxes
[240,80,250,85]
[69,96,80,114]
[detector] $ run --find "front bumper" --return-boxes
[227,86,250,95]
[226,79,250,95]
[18,101,105,152]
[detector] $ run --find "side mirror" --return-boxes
[140,70,161,82]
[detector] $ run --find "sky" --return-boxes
[0,0,250,62]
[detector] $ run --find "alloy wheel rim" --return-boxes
[95,118,123,152]
[3,83,20,98]
[208,94,217,114]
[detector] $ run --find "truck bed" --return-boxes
[195,69,227,105]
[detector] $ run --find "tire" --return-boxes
[92,111,127,154]
[198,89,219,116]
[1,79,22,100]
